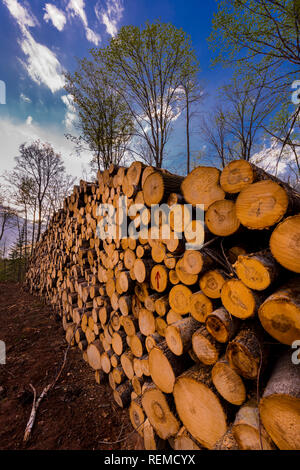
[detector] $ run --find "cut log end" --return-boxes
[220,160,254,194]
[221,279,257,319]
[270,215,300,273]
[205,200,240,237]
[149,347,176,394]
[258,279,300,345]
[236,180,288,230]
[212,357,246,406]
[142,386,180,440]
[181,166,225,210]
[173,365,227,449]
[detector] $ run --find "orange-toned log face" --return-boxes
[270,215,300,273]
[235,181,288,230]
[169,284,192,314]
[200,270,226,299]
[175,258,198,286]
[142,388,180,440]
[260,395,300,450]
[182,250,203,275]
[205,200,240,236]
[173,374,227,449]
[234,256,271,290]
[149,347,176,393]
[151,265,168,292]
[221,279,256,319]
[220,160,254,194]
[259,297,300,345]
[212,360,246,406]
[181,166,225,210]
[189,291,213,322]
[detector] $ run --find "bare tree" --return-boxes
[201,106,229,168]
[221,77,279,161]
[5,175,36,257]
[201,77,278,167]
[13,141,66,242]
[178,76,204,173]
[208,0,300,170]
[45,173,75,227]
[0,189,16,242]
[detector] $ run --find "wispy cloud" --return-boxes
[3,0,65,93]
[2,0,38,28]
[20,93,31,103]
[43,3,67,32]
[19,28,65,93]
[95,0,123,37]
[61,94,77,129]
[0,116,91,177]
[67,0,101,45]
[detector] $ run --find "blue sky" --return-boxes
[0,0,231,178]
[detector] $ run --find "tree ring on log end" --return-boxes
[236,180,288,230]
[174,369,227,449]
[142,387,180,439]
[149,347,176,393]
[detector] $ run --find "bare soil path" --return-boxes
[0,282,142,450]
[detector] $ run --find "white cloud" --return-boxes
[67,0,101,45]
[19,28,65,93]
[0,116,91,178]
[95,0,123,37]
[85,27,100,45]
[61,94,77,129]
[3,0,65,93]
[20,93,31,103]
[2,0,38,28]
[43,3,66,32]
[251,138,300,189]
[67,0,88,26]
[26,115,33,125]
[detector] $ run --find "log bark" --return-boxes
[226,326,266,380]
[259,351,300,450]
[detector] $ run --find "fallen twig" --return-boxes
[257,345,264,451]
[23,312,83,442]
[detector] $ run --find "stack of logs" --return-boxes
[26,159,300,451]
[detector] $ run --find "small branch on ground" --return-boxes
[23,314,83,442]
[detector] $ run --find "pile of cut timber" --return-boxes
[26,159,300,450]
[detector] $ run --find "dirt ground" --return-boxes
[0,282,143,450]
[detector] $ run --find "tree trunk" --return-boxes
[186,97,190,175]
